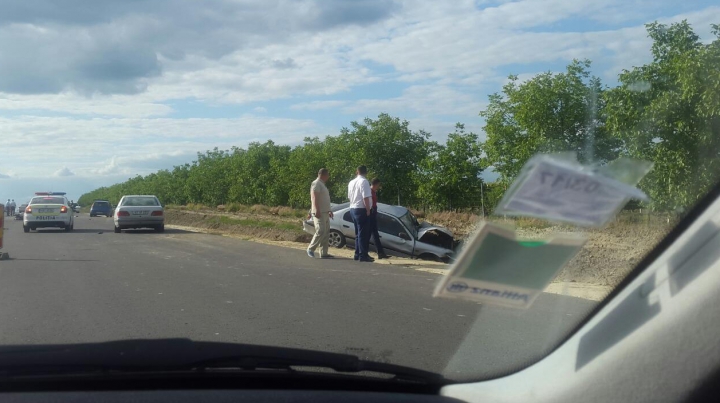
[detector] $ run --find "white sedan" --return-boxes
[23,192,74,232]
[113,195,165,233]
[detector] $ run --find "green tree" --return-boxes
[481,59,619,183]
[336,113,431,205]
[604,21,720,209]
[416,124,485,211]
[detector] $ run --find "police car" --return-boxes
[23,192,75,233]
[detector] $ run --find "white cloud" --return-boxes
[93,157,123,176]
[0,172,10,179]
[291,100,348,111]
[0,115,327,178]
[343,85,483,117]
[53,167,75,177]
[252,106,267,113]
[0,92,172,118]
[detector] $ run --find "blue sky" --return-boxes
[0,0,718,203]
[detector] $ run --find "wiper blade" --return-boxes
[187,354,441,383]
[0,338,444,384]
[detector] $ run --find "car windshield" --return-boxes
[399,211,419,237]
[30,197,64,205]
[122,197,159,207]
[1,0,719,387]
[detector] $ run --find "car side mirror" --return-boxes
[399,232,411,241]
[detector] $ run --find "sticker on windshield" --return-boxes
[494,153,652,227]
[435,222,586,309]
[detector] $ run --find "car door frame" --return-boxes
[373,212,414,257]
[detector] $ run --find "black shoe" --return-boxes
[320,254,335,259]
[358,257,374,262]
[377,254,390,259]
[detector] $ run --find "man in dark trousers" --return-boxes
[369,178,389,259]
[347,165,373,262]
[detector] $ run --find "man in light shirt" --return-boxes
[347,165,373,262]
[307,168,334,259]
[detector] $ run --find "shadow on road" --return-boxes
[28,229,106,234]
[119,228,189,235]
[26,228,191,235]
[10,258,99,262]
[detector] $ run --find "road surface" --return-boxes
[0,214,596,380]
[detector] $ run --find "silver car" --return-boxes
[113,195,165,233]
[303,202,455,262]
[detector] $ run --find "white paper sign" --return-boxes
[495,159,649,227]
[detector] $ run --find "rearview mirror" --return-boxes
[399,232,410,240]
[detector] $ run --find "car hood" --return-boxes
[417,222,453,239]
[416,222,455,251]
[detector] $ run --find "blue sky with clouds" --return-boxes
[0,0,718,203]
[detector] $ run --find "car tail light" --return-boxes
[25,206,32,214]
[151,211,163,216]
[117,211,130,217]
[60,206,68,213]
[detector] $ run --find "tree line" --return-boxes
[78,115,486,211]
[79,21,720,213]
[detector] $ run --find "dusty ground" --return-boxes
[163,207,676,302]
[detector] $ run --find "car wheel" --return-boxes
[23,225,29,233]
[90,214,95,217]
[155,224,165,233]
[64,224,71,232]
[329,230,346,248]
[114,225,121,233]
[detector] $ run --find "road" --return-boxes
[0,214,596,381]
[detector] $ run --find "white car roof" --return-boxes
[336,202,408,218]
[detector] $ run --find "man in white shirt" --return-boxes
[347,165,373,262]
[307,168,334,259]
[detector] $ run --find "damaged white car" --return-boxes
[303,202,456,262]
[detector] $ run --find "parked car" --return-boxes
[90,200,113,217]
[303,202,455,262]
[14,204,28,220]
[113,195,164,233]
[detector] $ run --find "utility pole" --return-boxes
[480,182,485,218]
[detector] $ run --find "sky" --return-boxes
[0,0,718,203]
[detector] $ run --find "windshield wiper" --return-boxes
[0,338,444,384]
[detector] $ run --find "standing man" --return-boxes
[9,199,16,216]
[369,178,389,259]
[307,168,334,259]
[5,200,9,216]
[348,165,373,262]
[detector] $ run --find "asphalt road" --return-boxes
[0,214,596,381]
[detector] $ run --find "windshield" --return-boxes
[0,0,719,387]
[30,197,65,205]
[399,211,419,238]
[122,197,160,207]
